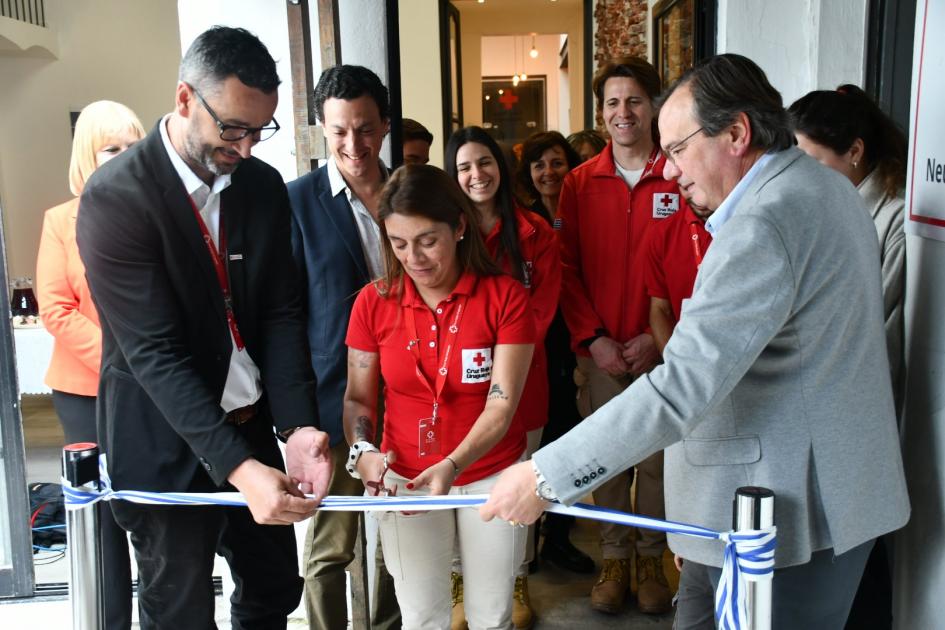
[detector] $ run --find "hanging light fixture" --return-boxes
[529,34,539,59]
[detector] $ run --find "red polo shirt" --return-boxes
[483,207,561,432]
[346,270,535,485]
[643,205,712,320]
[556,142,689,354]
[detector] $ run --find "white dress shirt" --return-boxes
[159,115,262,412]
[326,155,388,279]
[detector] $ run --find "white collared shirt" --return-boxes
[326,156,388,279]
[159,115,262,412]
[705,153,775,236]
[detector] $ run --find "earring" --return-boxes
[852,161,858,169]
[458,234,464,241]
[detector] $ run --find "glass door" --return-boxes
[0,192,35,598]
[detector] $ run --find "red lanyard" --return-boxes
[689,223,705,268]
[188,195,245,351]
[404,296,467,421]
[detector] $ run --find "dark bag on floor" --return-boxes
[29,482,66,550]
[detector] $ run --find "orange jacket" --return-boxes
[36,197,101,395]
[556,142,687,354]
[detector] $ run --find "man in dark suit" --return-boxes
[77,27,332,629]
[287,65,400,630]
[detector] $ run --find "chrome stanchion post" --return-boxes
[733,486,774,630]
[62,442,104,630]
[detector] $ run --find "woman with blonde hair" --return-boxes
[36,99,145,630]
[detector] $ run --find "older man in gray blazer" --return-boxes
[481,54,910,629]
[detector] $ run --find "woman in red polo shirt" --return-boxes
[445,126,561,628]
[344,164,535,630]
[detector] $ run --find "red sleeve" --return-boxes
[345,284,380,352]
[496,278,536,345]
[556,173,606,344]
[643,218,670,300]
[525,214,561,343]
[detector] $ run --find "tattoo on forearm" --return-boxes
[487,384,509,401]
[348,350,374,369]
[354,415,375,442]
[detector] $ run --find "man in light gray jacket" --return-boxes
[481,54,910,629]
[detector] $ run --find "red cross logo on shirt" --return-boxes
[498,91,519,110]
[473,352,487,366]
[660,194,674,207]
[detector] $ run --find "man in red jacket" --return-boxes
[556,57,684,615]
[645,165,715,355]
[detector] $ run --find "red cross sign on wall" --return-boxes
[498,90,519,111]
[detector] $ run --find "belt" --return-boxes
[225,401,259,426]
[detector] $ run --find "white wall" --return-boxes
[715,0,867,104]
[896,235,945,628]
[480,34,566,134]
[399,0,444,166]
[0,0,180,280]
[338,0,391,165]
[177,0,298,181]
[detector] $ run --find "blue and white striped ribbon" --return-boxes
[63,457,775,629]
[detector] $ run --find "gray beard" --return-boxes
[183,126,240,177]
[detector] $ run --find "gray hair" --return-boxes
[661,54,793,152]
[179,26,280,96]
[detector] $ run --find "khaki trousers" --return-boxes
[301,440,401,630]
[575,356,667,559]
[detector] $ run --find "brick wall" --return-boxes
[594,0,648,70]
[592,0,649,128]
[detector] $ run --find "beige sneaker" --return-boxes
[589,558,631,614]
[636,555,673,614]
[451,571,468,630]
[512,575,536,629]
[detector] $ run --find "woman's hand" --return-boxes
[356,450,393,494]
[406,458,457,496]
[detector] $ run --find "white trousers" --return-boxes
[376,469,526,630]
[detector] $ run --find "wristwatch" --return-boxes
[346,440,379,479]
[532,460,559,502]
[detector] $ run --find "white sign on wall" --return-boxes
[905,0,945,241]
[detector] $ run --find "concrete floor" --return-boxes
[2,395,677,629]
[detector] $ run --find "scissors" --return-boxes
[366,453,398,497]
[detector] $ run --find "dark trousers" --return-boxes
[111,418,303,629]
[845,537,892,629]
[52,390,132,630]
[674,540,874,630]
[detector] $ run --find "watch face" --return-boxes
[537,482,557,502]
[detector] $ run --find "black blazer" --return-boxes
[77,121,318,492]
[287,165,374,446]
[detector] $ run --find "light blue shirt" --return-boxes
[705,153,774,236]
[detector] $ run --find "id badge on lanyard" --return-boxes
[405,298,467,458]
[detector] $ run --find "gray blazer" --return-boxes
[534,148,910,568]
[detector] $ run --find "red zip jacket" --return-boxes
[556,142,688,355]
[484,207,561,430]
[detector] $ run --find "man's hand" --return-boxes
[228,458,319,525]
[622,333,660,375]
[285,427,332,501]
[589,336,630,376]
[479,460,548,525]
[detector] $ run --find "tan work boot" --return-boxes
[590,558,631,614]
[636,554,673,614]
[512,575,536,629]
[451,571,468,630]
